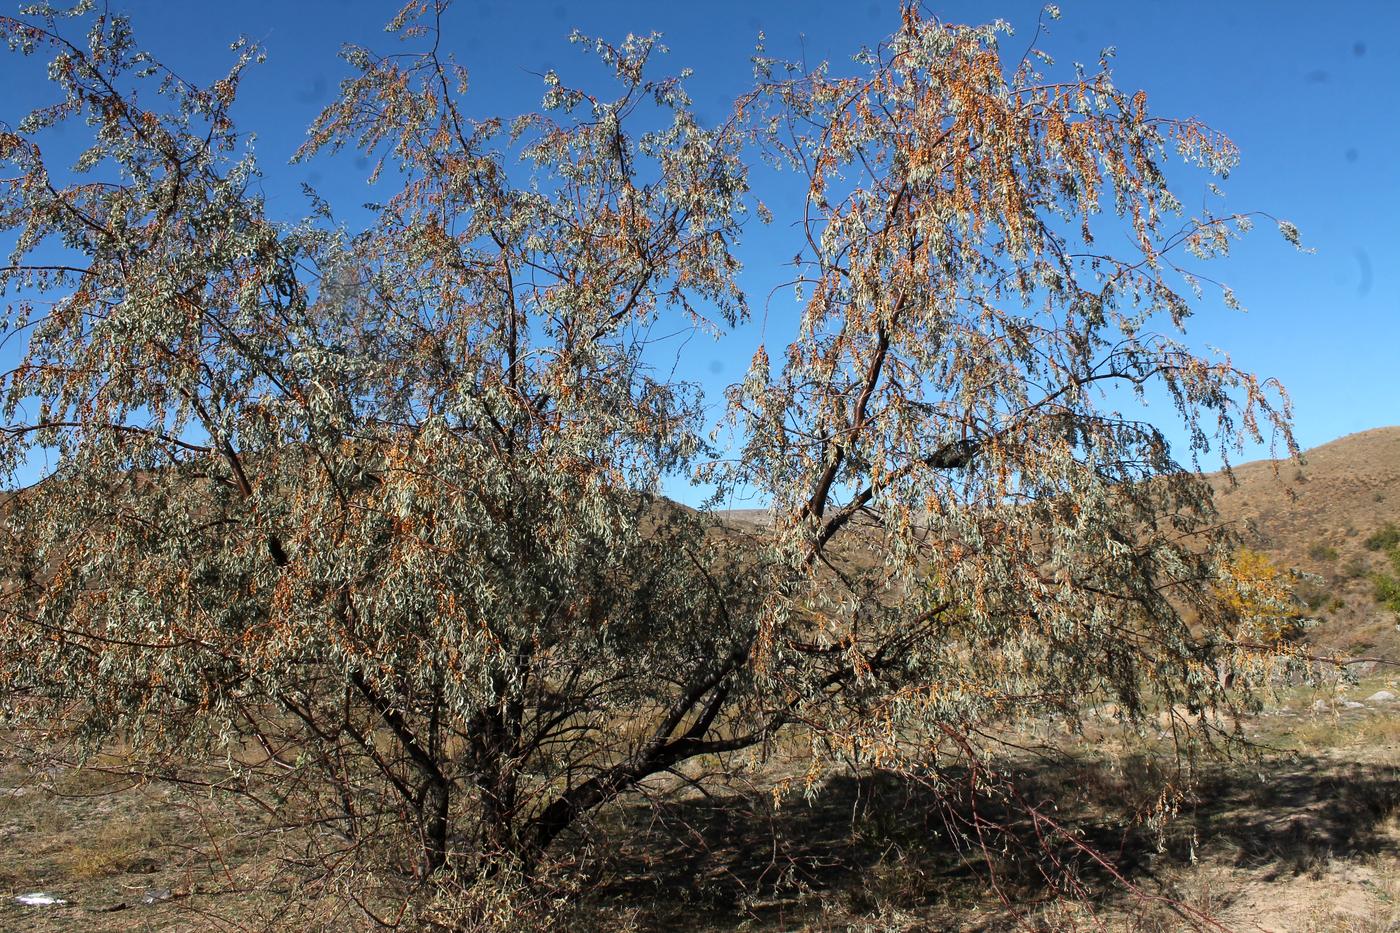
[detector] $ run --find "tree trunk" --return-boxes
[417,776,451,879]
[478,777,520,875]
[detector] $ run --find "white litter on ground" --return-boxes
[14,892,67,907]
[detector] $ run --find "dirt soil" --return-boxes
[4,677,1400,932]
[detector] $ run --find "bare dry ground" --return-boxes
[5,682,1400,932]
[4,428,1400,931]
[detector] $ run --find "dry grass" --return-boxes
[55,821,162,881]
[3,690,1400,931]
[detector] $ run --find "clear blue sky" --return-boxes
[2,1,1396,503]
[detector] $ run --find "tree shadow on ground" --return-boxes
[579,751,1400,930]
[1182,759,1400,877]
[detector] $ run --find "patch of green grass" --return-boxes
[1342,556,1370,580]
[1296,578,1334,611]
[1310,541,1340,562]
[1371,544,1400,614]
[1364,523,1400,552]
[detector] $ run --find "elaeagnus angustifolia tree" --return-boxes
[0,0,1297,922]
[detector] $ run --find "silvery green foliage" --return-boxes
[0,2,760,883]
[0,0,1296,908]
[717,8,1297,765]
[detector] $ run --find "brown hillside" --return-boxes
[1209,426,1400,656]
